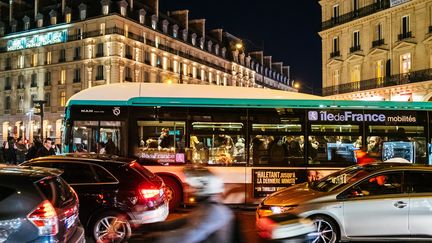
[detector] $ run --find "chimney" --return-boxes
[272,62,283,73]
[9,0,12,23]
[264,56,272,68]
[189,19,205,37]
[147,0,159,18]
[209,29,223,43]
[168,10,188,30]
[250,51,263,65]
[35,0,38,19]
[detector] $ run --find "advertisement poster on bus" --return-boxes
[252,168,339,198]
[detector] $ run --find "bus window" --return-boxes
[249,135,304,166]
[72,120,124,155]
[190,122,245,166]
[135,121,186,165]
[309,135,359,165]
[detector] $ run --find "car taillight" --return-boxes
[27,200,58,236]
[139,188,160,199]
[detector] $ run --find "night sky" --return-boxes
[160,1,322,93]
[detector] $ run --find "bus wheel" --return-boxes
[161,176,182,211]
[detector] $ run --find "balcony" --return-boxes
[58,58,66,63]
[349,45,361,53]
[372,39,385,47]
[30,82,37,88]
[330,51,340,58]
[96,53,104,58]
[322,68,432,96]
[4,86,11,90]
[125,77,132,82]
[398,31,412,41]
[44,80,51,86]
[322,0,390,30]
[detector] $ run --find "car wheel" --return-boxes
[91,211,131,243]
[309,215,339,243]
[161,176,182,211]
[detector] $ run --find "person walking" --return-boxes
[36,138,56,158]
[15,137,28,164]
[4,137,17,165]
[26,137,43,160]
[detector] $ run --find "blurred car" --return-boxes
[22,153,169,242]
[257,162,432,242]
[0,165,84,243]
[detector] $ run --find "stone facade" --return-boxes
[319,0,432,101]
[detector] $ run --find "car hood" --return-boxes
[262,182,323,206]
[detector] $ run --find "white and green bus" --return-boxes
[64,83,432,209]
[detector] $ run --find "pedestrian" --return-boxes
[15,137,28,164]
[131,166,239,243]
[4,137,17,165]
[36,138,56,158]
[0,142,5,164]
[26,137,43,160]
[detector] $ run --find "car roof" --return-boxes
[0,165,63,181]
[360,162,432,172]
[29,153,135,165]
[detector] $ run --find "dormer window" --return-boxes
[101,0,110,15]
[118,0,128,16]
[79,3,87,20]
[64,7,72,23]
[151,15,158,30]
[139,9,146,24]
[182,29,188,42]
[162,20,169,34]
[207,41,213,52]
[50,10,57,25]
[36,13,44,27]
[23,16,30,30]
[191,33,197,46]
[10,19,17,32]
[172,24,178,38]
[199,37,205,49]
[221,47,226,58]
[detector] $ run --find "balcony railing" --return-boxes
[398,31,412,41]
[330,51,340,58]
[96,53,104,58]
[323,68,432,96]
[4,86,11,90]
[58,58,66,63]
[322,0,390,30]
[350,45,361,53]
[372,39,385,47]
[125,77,132,82]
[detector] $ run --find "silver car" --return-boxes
[256,163,432,242]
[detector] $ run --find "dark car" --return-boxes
[22,153,168,242]
[0,165,84,243]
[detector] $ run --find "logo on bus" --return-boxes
[113,107,121,116]
[308,111,416,123]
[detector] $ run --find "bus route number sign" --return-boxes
[252,169,299,198]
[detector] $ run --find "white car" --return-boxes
[257,163,432,242]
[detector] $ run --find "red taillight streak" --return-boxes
[27,200,58,235]
[140,189,160,199]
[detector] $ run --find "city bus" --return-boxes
[63,83,432,209]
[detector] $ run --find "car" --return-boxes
[257,162,432,242]
[22,153,169,242]
[0,165,84,243]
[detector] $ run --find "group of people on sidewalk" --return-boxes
[0,136,58,164]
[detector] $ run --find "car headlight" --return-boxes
[270,205,297,214]
[257,205,297,218]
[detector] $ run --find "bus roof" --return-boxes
[67,83,432,110]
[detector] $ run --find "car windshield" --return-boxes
[309,165,372,192]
